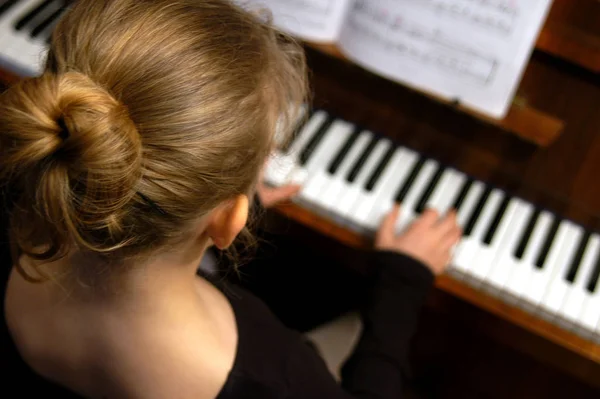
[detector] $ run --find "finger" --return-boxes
[435,209,459,235]
[441,225,462,249]
[416,208,439,229]
[263,184,302,205]
[378,204,401,237]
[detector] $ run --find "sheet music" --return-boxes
[337,0,553,119]
[235,0,352,42]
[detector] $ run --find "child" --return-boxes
[0,1,461,397]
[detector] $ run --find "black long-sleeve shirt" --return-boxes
[214,251,434,399]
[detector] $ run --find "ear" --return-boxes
[206,195,249,250]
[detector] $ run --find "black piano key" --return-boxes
[15,0,53,31]
[280,109,312,153]
[482,194,510,245]
[327,127,360,175]
[0,0,20,17]
[298,116,334,166]
[534,218,561,269]
[450,177,473,211]
[565,231,591,283]
[414,165,444,214]
[346,136,378,183]
[463,186,491,237]
[586,251,600,293]
[514,209,540,259]
[30,3,65,38]
[394,156,426,203]
[364,145,395,191]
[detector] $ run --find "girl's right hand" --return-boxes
[375,205,462,276]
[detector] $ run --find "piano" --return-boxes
[1,0,599,397]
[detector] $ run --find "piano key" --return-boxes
[15,0,53,31]
[565,231,591,283]
[327,126,360,175]
[336,138,391,221]
[577,239,600,334]
[521,218,570,310]
[534,217,561,269]
[463,186,492,237]
[586,253,600,293]
[469,195,520,283]
[539,222,583,316]
[451,177,474,212]
[559,235,600,326]
[279,106,310,153]
[319,131,372,215]
[484,201,534,293]
[482,194,510,245]
[424,169,466,215]
[454,189,503,279]
[514,208,541,259]
[299,121,354,205]
[455,180,485,228]
[364,145,395,191]
[395,159,440,233]
[291,118,351,187]
[30,1,64,38]
[364,148,420,230]
[353,147,407,231]
[298,116,334,166]
[503,211,553,302]
[394,156,426,203]
[0,0,20,17]
[346,135,378,183]
[264,111,326,187]
[414,164,445,214]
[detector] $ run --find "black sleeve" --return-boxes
[283,251,434,399]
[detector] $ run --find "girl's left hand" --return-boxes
[256,182,301,208]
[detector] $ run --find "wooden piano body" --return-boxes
[0,0,599,397]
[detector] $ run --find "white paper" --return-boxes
[337,0,553,119]
[236,0,352,42]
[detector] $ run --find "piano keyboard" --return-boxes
[265,109,600,342]
[0,0,69,77]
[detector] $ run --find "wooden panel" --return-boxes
[305,42,565,147]
[536,0,600,73]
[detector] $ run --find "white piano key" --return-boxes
[395,159,440,233]
[0,1,40,53]
[579,246,600,335]
[520,219,570,312]
[559,235,600,326]
[352,147,406,231]
[455,181,485,228]
[290,119,350,187]
[503,211,553,302]
[299,121,354,204]
[484,201,534,293]
[539,222,583,317]
[2,0,56,76]
[469,195,520,283]
[425,169,466,215]
[344,140,393,228]
[264,112,327,187]
[454,189,503,279]
[319,131,372,214]
[336,138,390,221]
[364,148,420,231]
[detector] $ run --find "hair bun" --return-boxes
[0,72,142,254]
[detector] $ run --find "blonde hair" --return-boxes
[0,0,307,281]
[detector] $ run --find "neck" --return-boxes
[27,235,212,310]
